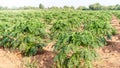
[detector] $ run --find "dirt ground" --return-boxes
[0,16,119,68]
[0,49,22,68]
[0,49,55,68]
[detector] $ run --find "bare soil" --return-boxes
[0,49,22,68]
[0,48,55,68]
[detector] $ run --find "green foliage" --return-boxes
[50,10,114,68]
[0,12,48,56]
[77,6,89,10]
[89,3,103,10]
[53,30,112,68]
[112,11,120,19]
[84,20,113,36]
[0,10,116,68]
[54,47,98,68]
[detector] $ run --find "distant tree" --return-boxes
[18,6,38,10]
[0,6,8,10]
[89,3,102,10]
[77,6,89,10]
[63,5,74,9]
[48,6,60,9]
[100,6,108,10]
[0,6,3,9]
[70,6,74,9]
[115,4,120,10]
[39,3,44,9]
[106,5,115,10]
[63,5,69,9]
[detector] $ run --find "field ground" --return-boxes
[0,15,120,68]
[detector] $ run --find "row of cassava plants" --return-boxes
[0,10,116,68]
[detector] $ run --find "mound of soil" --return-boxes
[0,49,22,68]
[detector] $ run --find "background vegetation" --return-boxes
[1,3,120,10]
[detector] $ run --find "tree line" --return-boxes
[0,3,120,10]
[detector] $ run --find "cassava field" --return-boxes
[0,10,120,68]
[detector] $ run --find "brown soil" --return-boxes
[0,49,22,68]
[93,16,120,68]
[0,48,55,68]
[32,51,55,68]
